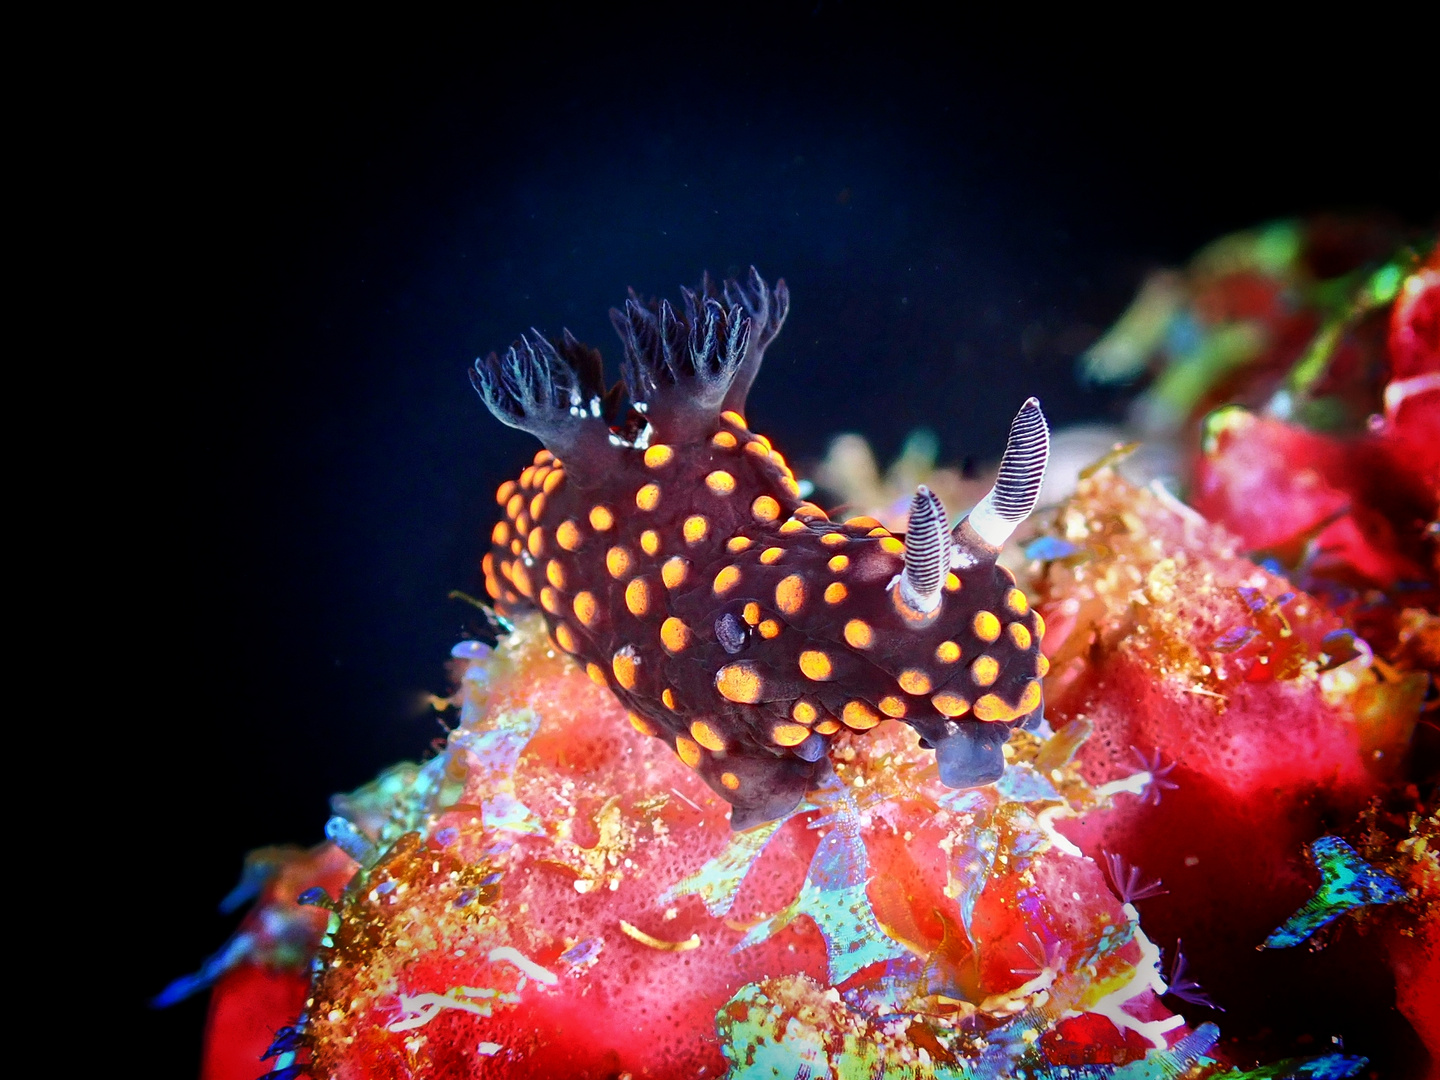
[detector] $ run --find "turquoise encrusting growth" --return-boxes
[1262,836,1407,949]
[734,794,910,983]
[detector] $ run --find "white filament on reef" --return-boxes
[388,991,492,1032]
[488,946,559,985]
[1085,918,1185,1050]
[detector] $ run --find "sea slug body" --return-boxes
[473,269,1049,829]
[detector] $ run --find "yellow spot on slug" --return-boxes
[1006,588,1029,615]
[945,572,961,592]
[514,513,530,536]
[684,515,709,544]
[691,720,726,751]
[760,546,784,565]
[827,554,850,572]
[644,445,674,468]
[546,560,566,589]
[543,468,565,494]
[720,410,747,429]
[758,619,781,639]
[557,520,582,551]
[727,536,753,553]
[1036,653,1050,677]
[573,591,599,628]
[612,649,639,689]
[741,602,761,625]
[706,470,736,495]
[629,713,656,737]
[775,574,805,614]
[879,695,907,718]
[974,693,1021,722]
[640,529,660,555]
[898,670,932,695]
[674,736,702,768]
[932,692,970,717]
[540,587,561,615]
[636,483,661,511]
[935,641,961,663]
[1035,612,1046,639]
[590,505,615,531]
[625,578,650,616]
[1009,622,1032,649]
[519,466,537,488]
[507,493,525,519]
[792,701,818,724]
[814,718,841,735]
[745,441,770,459]
[712,431,738,448]
[799,650,833,681]
[492,521,510,546]
[529,493,546,520]
[824,582,848,604]
[662,557,688,589]
[879,537,905,555]
[973,611,1001,642]
[607,546,633,579]
[660,617,691,654]
[713,565,741,594]
[779,519,807,534]
[794,502,827,520]
[716,663,763,704]
[842,701,880,730]
[844,619,873,649]
[496,480,516,506]
[533,449,553,465]
[771,723,811,747]
[511,562,532,597]
[587,662,607,686]
[1019,679,1042,714]
[554,623,577,653]
[820,532,848,547]
[662,688,677,710]
[720,771,740,790]
[752,496,781,522]
[845,516,881,529]
[971,655,999,686]
[527,527,545,557]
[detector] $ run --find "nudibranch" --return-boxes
[473,270,1050,829]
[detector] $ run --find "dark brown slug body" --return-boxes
[475,270,1049,829]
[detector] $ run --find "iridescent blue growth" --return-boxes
[995,761,1063,803]
[324,815,378,864]
[261,1026,304,1059]
[1110,1022,1220,1079]
[150,930,258,1007]
[1024,535,1079,562]
[735,801,907,982]
[1263,836,1406,949]
[942,788,1000,935]
[1213,1052,1370,1079]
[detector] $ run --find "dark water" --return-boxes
[129,11,1434,1075]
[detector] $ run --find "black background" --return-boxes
[124,8,1435,1075]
